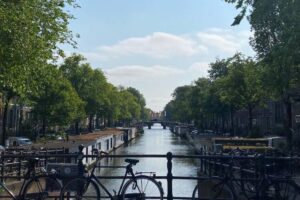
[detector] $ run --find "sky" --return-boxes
[63,0,254,112]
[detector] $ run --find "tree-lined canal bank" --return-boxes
[97,123,199,198]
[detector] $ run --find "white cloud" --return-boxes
[104,63,211,111]
[98,32,207,58]
[197,29,253,54]
[105,65,184,80]
[197,32,240,53]
[71,28,254,111]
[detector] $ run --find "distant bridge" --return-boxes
[140,120,179,129]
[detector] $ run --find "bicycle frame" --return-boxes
[90,161,146,199]
[85,152,144,199]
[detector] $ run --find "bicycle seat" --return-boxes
[125,159,139,165]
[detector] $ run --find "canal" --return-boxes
[97,123,199,198]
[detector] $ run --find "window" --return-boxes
[106,139,109,150]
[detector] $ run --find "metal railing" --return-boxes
[0,150,300,199]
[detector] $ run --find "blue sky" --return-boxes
[64,0,254,112]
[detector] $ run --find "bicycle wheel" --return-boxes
[60,177,100,200]
[22,176,62,200]
[261,181,300,200]
[121,175,164,200]
[192,178,234,200]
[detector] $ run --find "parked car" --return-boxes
[190,129,199,136]
[0,145,5,152]
[7,137,32,147]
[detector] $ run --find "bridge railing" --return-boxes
[0,151,299,199]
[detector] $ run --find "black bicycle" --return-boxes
[0,157,62,200]
[192,154,300,200]
[59,148,164,200]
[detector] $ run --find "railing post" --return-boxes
[200,149,203,173]
[78,145,85,176]
[209,158,211,176]
[204,151,207,175]
[166,152,173,200]
[18,152,22,180]
[45,149,48,167]
[1,157,4,182]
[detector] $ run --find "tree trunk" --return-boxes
[75,121,79,135]
[107,116,112,127]
[283,98,292,147]
[42,117,46,135]
[230,107,235,136]
[88,114,93,132]
[18,105,24,136]
[2,100,9,145]
[248,104,253,136]
[221,114,225,134]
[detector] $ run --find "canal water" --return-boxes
[97,123,199,198]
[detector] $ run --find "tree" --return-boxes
[0,0,77,144]
[118,89,141,126]
[104,84,121,127]
[126,87,147,121]
[84,68,108,132]
[189,78,211,129]
[209,58,230,81]
[164,101,175,121]
[60,54,109,133]
[218,54,265,135]
[225,0,300,144]
[170,86,193,123]
[30,65,85,135]
[60,54,87,134]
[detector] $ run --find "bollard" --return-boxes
[166,152,173,200]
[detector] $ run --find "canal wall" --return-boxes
[185,133,214,153]
[170,124,215,154]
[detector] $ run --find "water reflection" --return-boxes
[96,123,198,198]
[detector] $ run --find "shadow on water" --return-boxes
[95,123,199,198]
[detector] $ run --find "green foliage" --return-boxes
[225,0,300,144]
[0,0,76,99]
[218,54,263,109]
[171,85,193,123]
[126,87,147,121]
[119,89,141,121]
[164,100,175,121]
[30,65,85,132]
[0,0,77,143]
[164,53,265,134]
[104,83,121,125]
[209,58,229,80]
[0,2,150,140]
